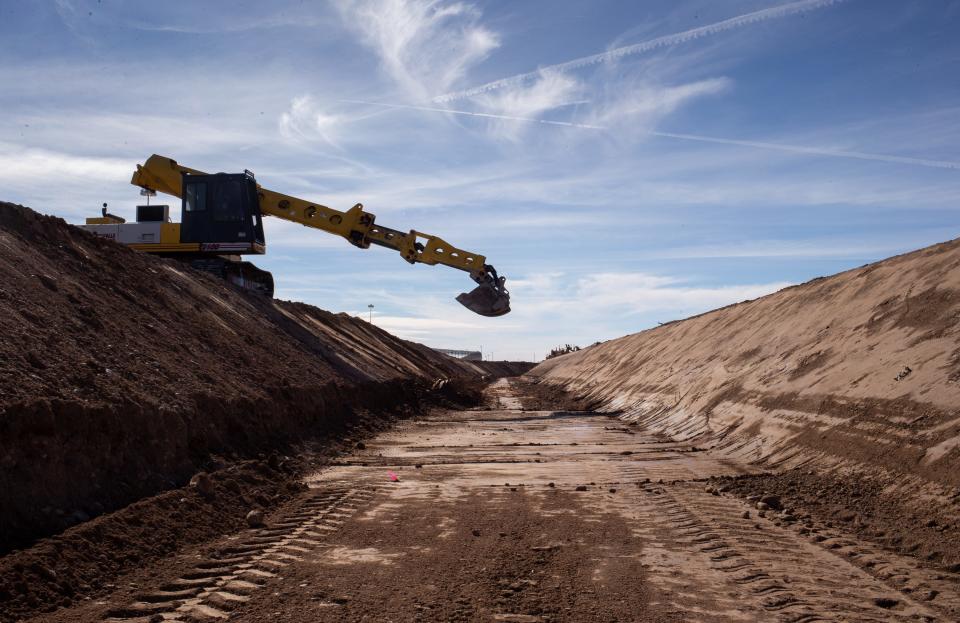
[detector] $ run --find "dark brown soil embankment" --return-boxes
[0,456,306,621]
[0,202,523,553]
[0,377,487,623]
[3,378,421,553]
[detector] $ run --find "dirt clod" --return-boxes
[760,495,782,510]
[189,472,214,497]
[246,509,265,528]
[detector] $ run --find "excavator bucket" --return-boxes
[457,283,510,317]
[457,267,511,317]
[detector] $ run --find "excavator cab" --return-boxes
[178,171,274,296]
[180,171,265,249]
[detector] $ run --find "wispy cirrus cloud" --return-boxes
[639,233,960,260]
[572,272,793,317]
[54,0,333,35]
[376,270,795,355]
[0,143,136,220]
[343,98,960,172]
[370,314,484,338]
[585,77,732,131]
[0,142,129,182]
[474,70,584,141]
[335,0,499,99]
[509,271,791,317]
[279,96,344,147]
[648,130,960,171]
[434,0,848,103]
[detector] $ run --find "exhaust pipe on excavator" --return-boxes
[456,264,511,317]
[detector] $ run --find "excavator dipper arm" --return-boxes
[130,155,510,317]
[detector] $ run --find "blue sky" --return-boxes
[1,0,958,360]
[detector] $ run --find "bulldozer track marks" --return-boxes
[619,483,946,622]
[103,485,374,622]
[83,380,960,622]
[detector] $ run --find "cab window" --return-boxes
[185,183,206,212]
[212,180,244,222]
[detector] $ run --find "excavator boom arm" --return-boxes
[131,155,510,316]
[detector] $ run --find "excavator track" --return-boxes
[183,257,275,297]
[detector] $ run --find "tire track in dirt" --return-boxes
[602,482,943,621]
[102,486,375,622]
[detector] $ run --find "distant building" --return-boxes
[435,348,483,361]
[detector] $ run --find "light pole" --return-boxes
[367,304,374,324]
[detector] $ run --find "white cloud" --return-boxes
[588,77,732,130]
[279,96,343,146]
[8,112,261,156]
[475,70,583,141]
[371,314,483,337]
[335,0,499,99]
[643,236,955,260]
[345,75,731,144]
[0,143,138,222]
[0,142,130,182]
[476,70,582,118]
[573,273,792,316]
[54,0,333,36]
[319,269,794,358]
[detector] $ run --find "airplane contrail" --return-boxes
[647,131,960,171]
[342,99,960,171]
[339,100,605,130]
[433,0,849,104]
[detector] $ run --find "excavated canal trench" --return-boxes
[24,379,957,623]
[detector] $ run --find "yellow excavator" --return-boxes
[81,155,510,317]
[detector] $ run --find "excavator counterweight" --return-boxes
[82,155,510,316]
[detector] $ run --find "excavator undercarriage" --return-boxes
[186,257,275,298]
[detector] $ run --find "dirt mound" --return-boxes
[0,457,305,620]
[465,360,534,378]
[0,202,528,553]
[528,237,960,494]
